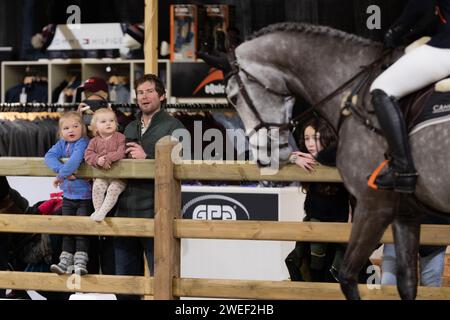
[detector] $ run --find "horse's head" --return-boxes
[226,53,295,172]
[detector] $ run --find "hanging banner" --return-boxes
[171,62,226,98]
[47,23,124,51]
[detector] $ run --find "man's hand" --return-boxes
[126,142,147,159]
[77,102,90,113]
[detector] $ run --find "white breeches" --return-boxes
[371,45,450,99]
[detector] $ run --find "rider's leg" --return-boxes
[371,45,450,98]
[369,45,450,192]
[370,89,417,193]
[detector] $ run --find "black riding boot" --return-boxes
[371,89,418,193]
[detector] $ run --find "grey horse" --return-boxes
[226,22,450,300]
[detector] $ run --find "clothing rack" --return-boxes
[165,103,233,110]
[0,102,234,111]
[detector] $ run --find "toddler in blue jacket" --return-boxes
[44,111,92,275]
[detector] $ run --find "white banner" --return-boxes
[47,23,124,51]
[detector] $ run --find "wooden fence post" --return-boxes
[144,0,158,75]
[154,136,181,299]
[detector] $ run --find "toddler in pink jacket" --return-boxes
[84,108,126,221]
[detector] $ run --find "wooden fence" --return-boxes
[0,136,449,300]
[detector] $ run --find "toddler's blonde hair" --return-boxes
[90,108,118,136]
[58,111,87,138]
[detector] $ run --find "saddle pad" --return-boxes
[409,91,450,136]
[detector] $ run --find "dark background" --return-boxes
[0,0,409,60]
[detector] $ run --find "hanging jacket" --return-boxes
[5,82,48,103]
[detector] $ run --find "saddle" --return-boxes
[341,74,450,138]
[367,78,450,193]
[399,36,450,133]
[401,78,450,135]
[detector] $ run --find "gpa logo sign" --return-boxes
[182,192,279,221]
[182,195,250,220]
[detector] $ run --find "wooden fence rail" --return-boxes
[0,137,449,300]
[1,215,449,245]
[1,271,449,300]
[0,157,341,182]
[0,214,153,237]
[0,271,152,295]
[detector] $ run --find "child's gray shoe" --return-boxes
[74,251,89,275]
[50,251,74,275]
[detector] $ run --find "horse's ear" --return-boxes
[239,58,290,95]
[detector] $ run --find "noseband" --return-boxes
[228,50,292,148]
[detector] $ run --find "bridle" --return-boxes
[228,49,293,149]
[227,48,392,141]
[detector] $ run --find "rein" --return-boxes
[279,49,393,136]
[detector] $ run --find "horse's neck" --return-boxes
[240,29,383,129]
[299,43,382,129]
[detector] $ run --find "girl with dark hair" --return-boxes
[286,119,351,282]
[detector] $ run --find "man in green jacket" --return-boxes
[114,74,184,299]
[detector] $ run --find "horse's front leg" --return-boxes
[339,197,396,299]
[391,197,422,300]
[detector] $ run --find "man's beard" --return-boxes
[141,105,160,116]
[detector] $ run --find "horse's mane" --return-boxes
[249,22,377,47]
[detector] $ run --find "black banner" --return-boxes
[182,191,278,221]
[171,62,226,98]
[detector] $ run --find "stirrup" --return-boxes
[367,160,389,190]
[368,160,418,193]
